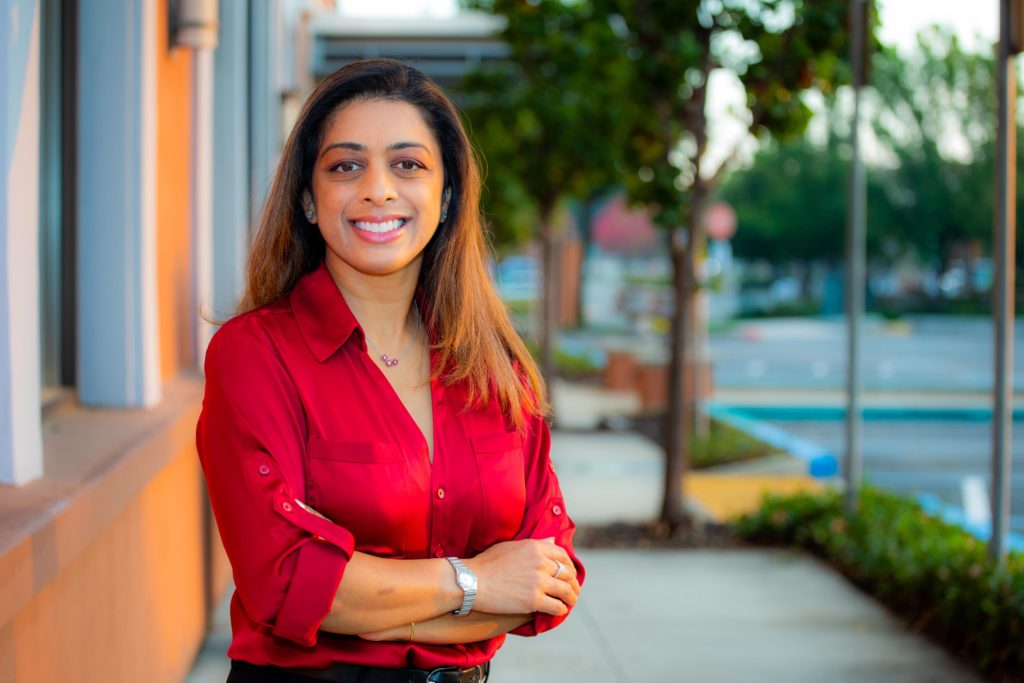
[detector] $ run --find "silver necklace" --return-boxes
[363,306,421,369]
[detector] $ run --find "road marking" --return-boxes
[961,475,991,527]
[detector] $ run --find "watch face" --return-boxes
[458,572,477,591]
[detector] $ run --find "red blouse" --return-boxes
[196,261,583,670]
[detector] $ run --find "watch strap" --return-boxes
[446,557,477,616]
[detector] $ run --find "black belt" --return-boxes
[230,659,490,683]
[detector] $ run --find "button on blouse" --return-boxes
[196,261,583,671]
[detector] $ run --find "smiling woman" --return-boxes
[304,99,446,276]
[197,60,583,683]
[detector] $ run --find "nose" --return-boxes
[361,163,397,205]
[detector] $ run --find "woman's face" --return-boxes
[307,98,446,279]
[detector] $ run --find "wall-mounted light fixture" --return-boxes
[173,0,219,50]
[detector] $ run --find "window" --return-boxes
[39,0,77,412]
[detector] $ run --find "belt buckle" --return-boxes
[425,664,484,683]
[425,666,457,683]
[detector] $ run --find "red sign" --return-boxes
[704,202,737,241]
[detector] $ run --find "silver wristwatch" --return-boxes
[446,557,478,617]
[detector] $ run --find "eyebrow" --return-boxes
[319,141,430,157]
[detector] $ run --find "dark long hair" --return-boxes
[237,59,547,426]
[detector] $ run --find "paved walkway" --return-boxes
[186,382,984,682]
[492,549,980,683]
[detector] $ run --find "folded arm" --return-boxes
[321,538,579,635]
[361,612,534,645]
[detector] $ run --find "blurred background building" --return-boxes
[0,1,336,679]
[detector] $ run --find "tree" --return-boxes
[722,137,851,267]
[870,28,999,279]
[719,104,891,277]
[460,1,622,385]
[723,26,1024,303]
[592,0,854,528]
[466,0,857,529]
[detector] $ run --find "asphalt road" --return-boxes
[705,314,1024,535]
[710,315,1024,393]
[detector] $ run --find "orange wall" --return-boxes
[0,4,227,681]
[2,444,207,683]
[156,0,196,380]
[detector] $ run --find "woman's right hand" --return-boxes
[462,538,580,617]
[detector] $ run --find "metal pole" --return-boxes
[990,0,1017,565]
[844,0,868,515]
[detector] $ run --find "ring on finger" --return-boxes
[553,561,565,579]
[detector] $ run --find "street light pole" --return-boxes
[844,0,869,515]
[990,0,1020,565]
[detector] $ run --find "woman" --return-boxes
[197,59,583,683]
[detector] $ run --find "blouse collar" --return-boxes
[290,261,362,363]
[290,260,431,363]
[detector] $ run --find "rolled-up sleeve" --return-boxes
[197,319,356,647]
[509,414,585,637]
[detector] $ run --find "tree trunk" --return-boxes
[661,231,696,529]
[539,204,558,390]
[692,221,710,440]
[575,196,596,327]
[661,189,708,530]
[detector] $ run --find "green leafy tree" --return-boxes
[869,27,998,280]
[719,107,891,278]
[723,27,1024,306]
[465,0,857,529]
[722,137,851,267]
[593,0,854,528]
[460,1,622,384]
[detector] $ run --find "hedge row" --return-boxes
[734,485,1024,682]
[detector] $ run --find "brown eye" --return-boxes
[395,160,423,171]
[332,161,360,173]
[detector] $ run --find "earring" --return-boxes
[440,187,451,223]
[305,209,315,221]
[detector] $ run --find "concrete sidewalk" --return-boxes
[523,430,981,682]
[186,382,983,682]
[491,549,981,683]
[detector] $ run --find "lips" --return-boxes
[348,215,408,243]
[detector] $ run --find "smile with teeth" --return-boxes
[352,218,407,233]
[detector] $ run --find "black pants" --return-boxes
[227,661,326,682]
[226,659,491,683]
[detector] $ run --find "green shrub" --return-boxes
[736,299,821,318]
[554,347,600,379]
[736,486,1024,682]
[523,339,601,380]
[690,419,782,469]
[628,414,783,469]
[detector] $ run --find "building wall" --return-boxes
[0,0,228,680]
[155,1,196,380]
[0,1,311,679]
[0,0,44,484]
[1,435,206,683]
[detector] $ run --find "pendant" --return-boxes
[380,354,399,368]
